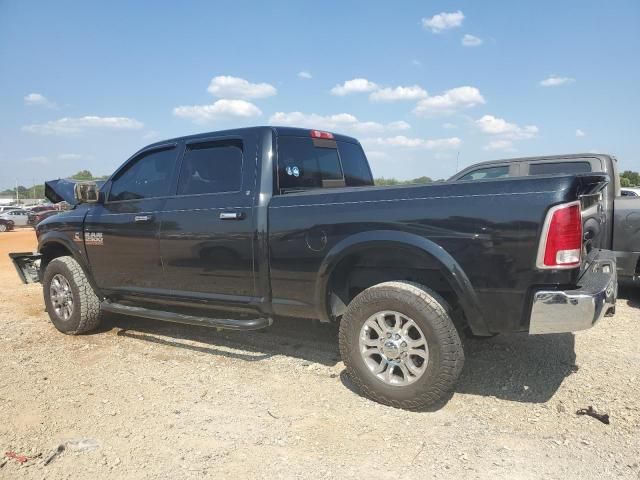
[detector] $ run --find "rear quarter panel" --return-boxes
[268,176,581,333]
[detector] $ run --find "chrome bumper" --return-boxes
[529,252,617,334]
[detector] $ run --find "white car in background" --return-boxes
[0,209,30,226]
[621,187,640,197]
[0,205,21,213]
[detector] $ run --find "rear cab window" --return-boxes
[276,134,373,193]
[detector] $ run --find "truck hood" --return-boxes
[44,179,105,205]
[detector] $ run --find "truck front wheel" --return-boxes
[339,281,464,410]
[42,256,102,335]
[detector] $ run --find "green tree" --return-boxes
[620,170,640,186]
[620,176,632,187]
[374,176,433,186]
[70,170,95,181]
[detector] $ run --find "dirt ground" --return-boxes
[0,229,638,479]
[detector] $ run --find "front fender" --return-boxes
[315,230,490,335]
[37,231,102,296]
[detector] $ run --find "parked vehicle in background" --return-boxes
[621,187,640,197]
[450,153,640,286]
[27,204,56,213]
[10,128,617,409]
[0,209,30,226]
[0,206,21,213]
[28,209,60,226]
[0,218,14,232]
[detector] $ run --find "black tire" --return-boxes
[339,281,464,410]
[42,256,102,334]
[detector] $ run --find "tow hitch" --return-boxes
[9,252,43,284]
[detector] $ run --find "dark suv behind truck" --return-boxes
[11,127,617,409]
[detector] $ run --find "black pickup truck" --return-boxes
[11,127,617,409]
[451,154,640,286]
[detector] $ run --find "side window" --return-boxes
[177,141,243,195]
[277,137,345,192]
[528,161,592,175]
[338,141,373,187]
[109,147,176,201]
[459,165,509,181]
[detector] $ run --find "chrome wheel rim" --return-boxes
[359,311,429,386]
[0,224,6,232]
[50,274,74,321]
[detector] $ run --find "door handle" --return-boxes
[134,214,154,223]
[219,211,245,220]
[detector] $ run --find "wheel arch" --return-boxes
[38,232,102,296]
[315,230,490,336]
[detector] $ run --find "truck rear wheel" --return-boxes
[42,256,102,335]
[339,281,464,410]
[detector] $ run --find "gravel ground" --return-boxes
[0,229,638,479]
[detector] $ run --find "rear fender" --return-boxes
[315,230,490,335]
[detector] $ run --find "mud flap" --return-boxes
[9,252,43,284]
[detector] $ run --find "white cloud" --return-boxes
[461,34,483,47]
[269,111,409,136]
[57,153,82,160]
[297,71,312,79]
[539,75,575,87]
[23,116,144,135]
[24,93,56,108]
[483,140,516,152]
[173,99,261,123]
[364,136,461,150]
[387,120,411,131]
[475,115,538,139]
[411,59,422,67]
[442,122,457,129]
[414,86,485,116]
[422,11,464,33]
[576,129,586,137]
[207,76,277,99]
[370,85,428,102]
[330,78,378,96]
[366,150,388,160]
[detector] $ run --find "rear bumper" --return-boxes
[529,251,617,334]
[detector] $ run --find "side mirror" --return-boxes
[74,181,100,204]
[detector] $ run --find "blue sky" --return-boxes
[1,0,639,189]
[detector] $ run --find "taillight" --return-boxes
[536,201,582,269]
[310,129,334,139]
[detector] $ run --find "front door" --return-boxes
[84,144,179,294]
[158,136,256,308]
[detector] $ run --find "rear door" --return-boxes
[157,136,257,307]
[84,144,180,293]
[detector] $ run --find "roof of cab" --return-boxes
[144,126,359,150]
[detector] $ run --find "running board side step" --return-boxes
[100,302,272,331]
